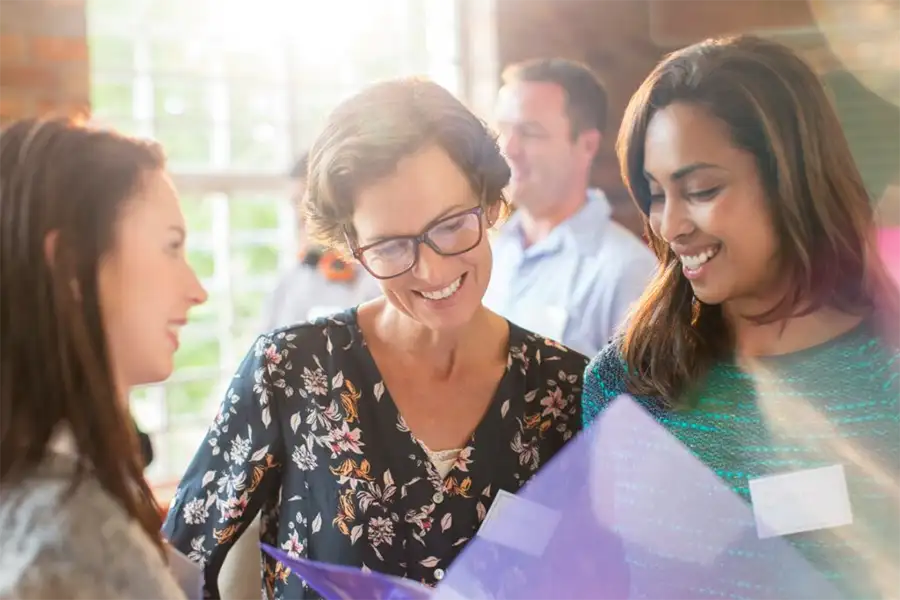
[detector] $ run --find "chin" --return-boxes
[135,362,174,387]
[691,286,728,307]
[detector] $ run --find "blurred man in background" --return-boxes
[484,58,656,356]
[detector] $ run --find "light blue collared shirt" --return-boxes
[483,189,657,357]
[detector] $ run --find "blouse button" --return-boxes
[432,492,444,504]
[434,568,445,581]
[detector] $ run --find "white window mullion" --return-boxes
[209,53,231,170]
[132,36,154,138]
[210,192,235,394]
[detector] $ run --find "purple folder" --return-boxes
[262,396,841,600]
[261,544,432,600]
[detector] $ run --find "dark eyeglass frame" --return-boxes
[346,205,486,280]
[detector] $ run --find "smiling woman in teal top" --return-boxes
[582,35,899,599]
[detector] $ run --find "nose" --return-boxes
[654,196,694,243]
[411,243,446,283]
[186,265,208,306]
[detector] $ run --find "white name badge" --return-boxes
[748,464,853,539]
[477,489,561,557]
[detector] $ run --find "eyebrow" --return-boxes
[644,162,725,183]
[362,203,472,245]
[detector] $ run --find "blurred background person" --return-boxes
[484,58,657,357]
[0,117,207,598]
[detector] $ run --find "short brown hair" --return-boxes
[617,34,899,406]
[502,58,608,137]
[0,117,167,553]
[304,78,510,252]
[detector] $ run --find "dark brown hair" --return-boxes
[502,57,609,137]
[617,34,900,406]
[304,78,510,252]
[0,117,166,551]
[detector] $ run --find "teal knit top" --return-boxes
[582,321,899,599]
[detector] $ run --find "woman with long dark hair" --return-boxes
[0,117,207,598]
[583,35,899,598]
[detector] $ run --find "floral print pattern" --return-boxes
[163,309,586,599]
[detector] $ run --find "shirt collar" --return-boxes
[498,188,614,255]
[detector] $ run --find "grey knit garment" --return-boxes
[0,454,186,600]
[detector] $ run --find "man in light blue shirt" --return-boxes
[484,58,656,357]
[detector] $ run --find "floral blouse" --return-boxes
[162,308,586,599]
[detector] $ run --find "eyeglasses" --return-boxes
[349,206,486,280]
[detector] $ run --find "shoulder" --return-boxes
[253,309,362,367]
[585,341,629,393]
[0,459,183,599]
[582,341,631,425]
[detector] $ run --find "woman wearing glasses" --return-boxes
[164,79,587,599]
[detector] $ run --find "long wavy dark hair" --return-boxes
[617,35,900,407]
[0,117,166,551]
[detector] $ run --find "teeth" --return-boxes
[420,276,463,300]
[680,247,719,270]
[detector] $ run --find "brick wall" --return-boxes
[0,0,90,126]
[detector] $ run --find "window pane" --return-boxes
[232,288,271,323]
[229,122,288,170]
[187,247,215,280]
[234,321,265,350]
[227,84,289,169]
[229,195,281,231]
[149,38,211,76]
[91,79,134,121]
[224,46,286,81]
[174,330,221,371]
[166,377,219,418]
[144,0,209,29]
[130,385,164,432]
[85,0,141,22]
[230,245,281,281]
[154,125,213,168]
[181,194,214,233]
[154,79,211,123]
[188,290,225,327]
[153,425,210,485]
[89,37,134,73]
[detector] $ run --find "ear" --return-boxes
[44,230,81,300]
[578,129,602,162]
[486,201,503,227]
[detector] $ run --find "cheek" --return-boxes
[713,193,778,268]
[99,254,165,345]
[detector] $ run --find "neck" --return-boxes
[519,185,588,247]
[370,301,498,379]
[725,302,863,358]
